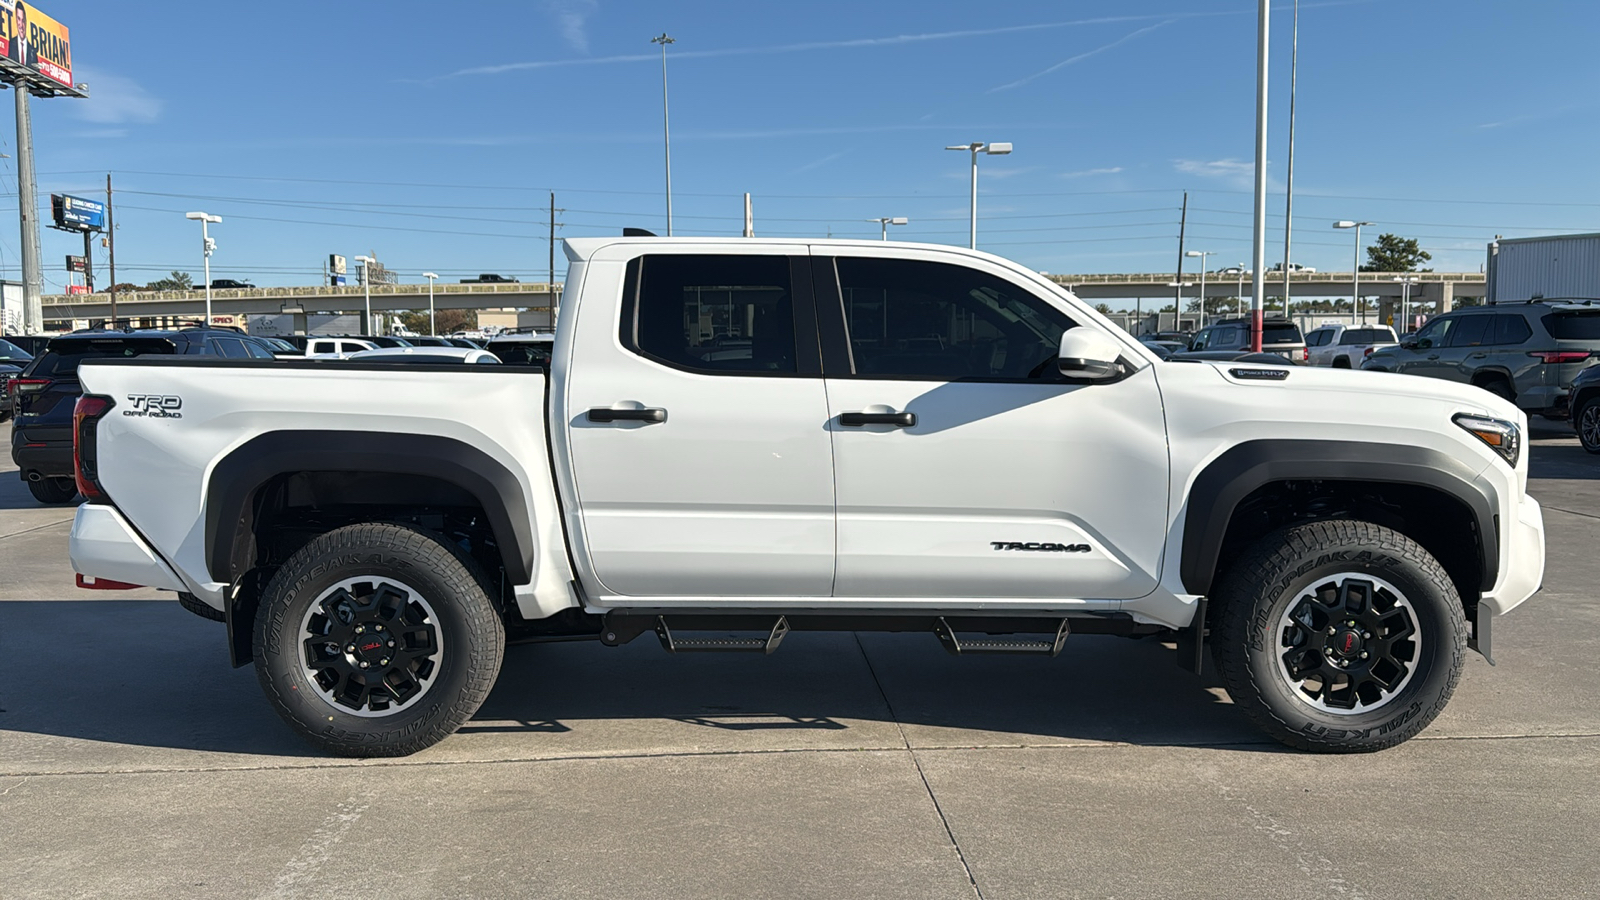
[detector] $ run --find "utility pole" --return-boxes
[1281,0,1299,318]
[743,193,754,237]
[1174,191,1187,311]
[107,174,117,327]
[1248,0,1271,352]
[548,191,564,328]
[15,87,42,333]
[81,230,92,292]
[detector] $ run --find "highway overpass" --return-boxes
[38,271,1484,327]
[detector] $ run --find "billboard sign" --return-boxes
[329,254,347,275]
[1,1,72,88]
[51,193,103,231]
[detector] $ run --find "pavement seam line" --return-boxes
[852,633,986,900]
[0,516,77,542]
[1539,504,1600,522]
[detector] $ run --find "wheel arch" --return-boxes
[205,430,536,589]
[1470,366,1516,392]
[1180,440,1499,600]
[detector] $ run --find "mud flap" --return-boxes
[1175,596,1207,675]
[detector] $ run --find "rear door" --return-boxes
[562,246,837,598]
[814,249,1169,602]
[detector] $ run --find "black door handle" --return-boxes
[589,407,667,423]
[1427,354,1441,360]
[840,411,916,427]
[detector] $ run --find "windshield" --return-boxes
[33,338,177,377]
[0,339,33,361]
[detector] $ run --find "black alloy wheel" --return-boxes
[1577,399,1600,455]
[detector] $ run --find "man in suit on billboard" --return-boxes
[7,2,36,68]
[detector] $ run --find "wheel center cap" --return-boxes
[1331,628,1363,659]
[346,623,392,666]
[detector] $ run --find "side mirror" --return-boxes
[1401,339,1420,350]
[1057,327,1125,382]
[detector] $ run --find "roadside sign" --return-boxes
[65,254,85,272]
[50,193,104,231]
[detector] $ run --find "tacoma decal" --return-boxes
[990,541,1091,553]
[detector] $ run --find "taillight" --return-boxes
[1300,347,1310,362]
[1364,347,1375,357]
[12,377,49,393]
[1529,351,1592,364]
[73,394,115,501]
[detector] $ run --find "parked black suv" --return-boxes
[10,329,280,503]
[0,338,33,423]
[1362,301,1600,416]
[1187,316,1308,363]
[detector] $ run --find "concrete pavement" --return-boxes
[2,420,1598,899]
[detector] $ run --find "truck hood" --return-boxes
[1195,359,1514,420]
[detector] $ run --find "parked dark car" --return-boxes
[209,279,256,289]
[459,274,519,283]
[399,336,455,347]
[1,335,54,357]
[0,338,33,422]
[1187,316,1307,364]
[1141,330,1193,348]
[10,329,279,503]
[484,333,554,366]
[1362,300,1600,416]
[1567,364,1600,453]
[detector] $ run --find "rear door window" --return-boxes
[212,338,249,358]
[1542,311,1600,341]
[624,254,801,375]
[1448,316,1491,347]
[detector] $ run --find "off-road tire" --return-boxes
[254,522,504,757]
[27,477,77,504]
[178,592,225,622]
[1211,519,1466,752]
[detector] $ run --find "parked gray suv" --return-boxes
[1361,301,1600,416]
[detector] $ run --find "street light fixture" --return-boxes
[184,212,221,327]
[355,254,376,335]
[651,33,676,236]
[945,141,1012,249]
[1186,250,1213,328]
[1333,220,1375,322]
[422,272,439,336]
[871,217,909,240]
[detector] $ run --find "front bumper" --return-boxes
[68,504,187,592]
[1481,492,1545,617]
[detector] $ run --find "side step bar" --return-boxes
[934,616,1070,656]
[654,615,790,654]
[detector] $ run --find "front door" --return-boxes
[814,251,1169,602]
[563,248,836,598]
[1397,315,1459,380]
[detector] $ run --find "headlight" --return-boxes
[1453,413,1520,467]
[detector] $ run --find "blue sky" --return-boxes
[3,0,1597,304]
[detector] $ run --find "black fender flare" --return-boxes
[205,430,535,585]
[1180,439,1499,596]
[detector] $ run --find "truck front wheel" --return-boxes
[1211,519,1466,752]
[254,523,504,757]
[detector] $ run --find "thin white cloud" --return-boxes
[1174,158,1253,180]
[1060,167,1123,178]
[545,0,598,54]
[72,67,162,124]
[428,11,1240,81]
[989,20,1174,92]
[792,151,847,174]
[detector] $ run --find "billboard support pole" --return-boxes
[81,231,92,293]
[107,173,116,327]
[14,85,42,334]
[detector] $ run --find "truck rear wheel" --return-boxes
[253,523,504,757]
[1210,519,1466,752]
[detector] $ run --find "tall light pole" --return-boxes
[1281,0,1300,321]
[871,217,908,240]
[1236,263,1247,316]
[184,212,221,327]
[1393,275,1419,332]
[651,33,676,236]
[422,272,439,335]
[355,254,376,335]
[1186,250,1213,327]
[1248,0,1270,351]
[945,141,1012,249]
[1334,221,1375,322]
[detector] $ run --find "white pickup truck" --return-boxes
[67,238,1545,756]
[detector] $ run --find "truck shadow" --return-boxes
[0,601,1273,764]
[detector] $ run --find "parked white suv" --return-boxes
[1305,324,1399,368]
[65,238,1544,757]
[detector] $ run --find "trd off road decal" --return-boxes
[124,394,183,419]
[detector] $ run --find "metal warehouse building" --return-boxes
[1487,233,1600,303]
